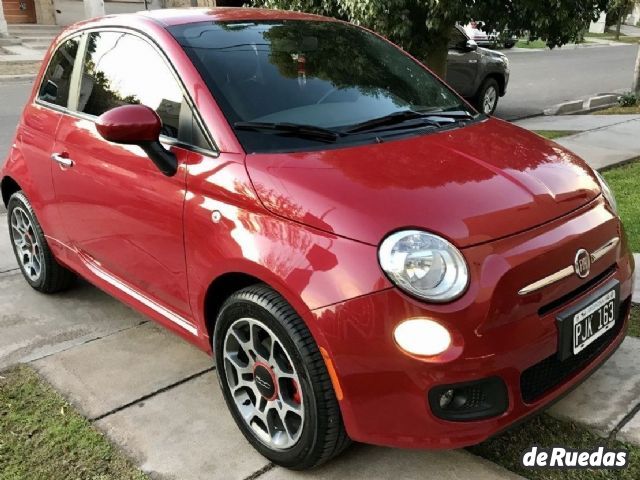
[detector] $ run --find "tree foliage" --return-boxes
[252,0,608,76]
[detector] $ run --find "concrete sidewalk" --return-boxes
[515,115,640,169]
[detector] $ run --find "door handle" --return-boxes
[51,153,74,168]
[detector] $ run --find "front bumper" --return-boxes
[311,197,634,449]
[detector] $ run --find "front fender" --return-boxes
[183,151,392,350]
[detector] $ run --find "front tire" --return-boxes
[214,284,350,470]
[475,78,500,115]
[7,191,74,293]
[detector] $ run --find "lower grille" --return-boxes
[520,297,630,404]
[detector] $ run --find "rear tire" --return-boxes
[7,191,74,293]
[214,284,350,470]
[475,78,500,115]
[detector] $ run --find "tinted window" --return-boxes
[39,36,81,107]
[449,27,468,49]
[78,32,183,138]
[169,21,474,153]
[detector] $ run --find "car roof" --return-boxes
[59,7,338,37]
[141,7,336,27]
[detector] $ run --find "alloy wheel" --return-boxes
[10,206,43,282]
[483,86,498,114]
[223,317,305,451]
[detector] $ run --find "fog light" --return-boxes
[429,377,509,421]
[393,318,451,356]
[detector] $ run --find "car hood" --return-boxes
[244,118,600,248]
[479,47,506,59]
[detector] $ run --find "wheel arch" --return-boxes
[203,271,264,345]
[484,72,506,96]
[1,176,22,208]
[200,267,332,361]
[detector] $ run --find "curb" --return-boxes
[543,94,621,116]
[508,40,631,53]
[0,58,42,65]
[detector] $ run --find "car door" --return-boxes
[50,30,194,323]
[17,35,82,241]
[446,26,479,98]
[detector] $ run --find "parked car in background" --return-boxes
[2,7,632,471]
[463,22,517,49]
[447,25,510,114]
[493,28,518,49]
[463,21,495,48]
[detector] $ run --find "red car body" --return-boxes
[1,8,634,450]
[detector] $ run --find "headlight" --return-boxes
[394,318,451,356]
[378,230,469,302]
[593,170,617,214]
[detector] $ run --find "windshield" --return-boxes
[169,20,478,153]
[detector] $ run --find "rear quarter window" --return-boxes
[38,36,81,107]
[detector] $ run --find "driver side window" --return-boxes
[78,31,184,139]
[448,28,467,50]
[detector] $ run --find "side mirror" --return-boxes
[465,39,478,51]
[95,104,178,177]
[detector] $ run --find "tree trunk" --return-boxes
[615,15,622,40]
[424,42,449,78]
[634,44,640,97]
[423,25,453,78]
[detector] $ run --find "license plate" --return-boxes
[572,289,617,355]
[555,281,619,361]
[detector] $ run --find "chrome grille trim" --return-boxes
[518,237,619,296]
[590,237,620,263]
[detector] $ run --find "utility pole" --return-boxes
[83,0,106,19]
[0,0,9,37]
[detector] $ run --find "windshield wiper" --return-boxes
[234,121,341,142]
[417,110,476,121]
[343,110,440,134]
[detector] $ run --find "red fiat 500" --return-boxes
[1,8,634,470]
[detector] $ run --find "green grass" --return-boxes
[585,32,640,44]
[601,159,640,252]
[516,38,548,49]
[629,305,640,338]
[469,415,640,479]
[534,130,580,140]
[594,104,640,115]
[0,365,147,480]
[584,31,621,38]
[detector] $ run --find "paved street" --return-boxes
[496,44,639,120]
[0,82,31,164]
